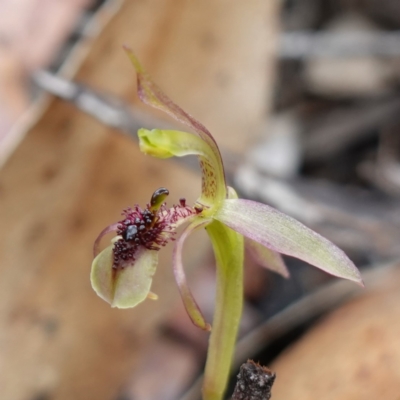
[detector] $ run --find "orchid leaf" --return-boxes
[173,218,212,331]
[245,237,289,278]
[215,199,362,284]
[91,245,158,308]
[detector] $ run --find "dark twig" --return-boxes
[280,31,400,59]
[32,69,167,134]
[303,97,400,162]
[232,360,275,400]
[31,70,240,176]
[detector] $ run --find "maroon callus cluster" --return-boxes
[112,199,195,269]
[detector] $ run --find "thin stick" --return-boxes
[232,360,275,400]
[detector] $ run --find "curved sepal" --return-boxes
[245,237,289,278]
[93,223,119,257]
[139,128,215,159]
[215,199,362,284]
[124,47,226,206]
[139,128,226,208]
[123,46,221,156]
[91,244,159,308]
[173,218,212,331]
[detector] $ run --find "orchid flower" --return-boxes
[91,48,362,400]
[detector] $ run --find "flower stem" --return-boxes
[203,220,244,400]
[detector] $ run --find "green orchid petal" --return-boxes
[245,237,290,278]
[226,186,239,200]
[124,47,227,207]
[124,47,223,162]
[226,186,289,277]
[214,199,362,284]
[229,185,290,276]
[139,128,226,209]
[91,244,158,308]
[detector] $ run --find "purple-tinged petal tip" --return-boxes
[245,237,290,278]
[124,48,227,206]
[215,199,362,284]
[93,223,119,257]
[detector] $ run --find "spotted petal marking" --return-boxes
[124,47,226,206]
[138,128,225,209]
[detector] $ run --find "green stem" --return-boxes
[203,220,244,400]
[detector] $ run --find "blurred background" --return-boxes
[0,0,400,399]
